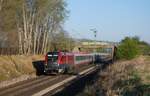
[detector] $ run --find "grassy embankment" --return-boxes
[0,55,44,81]
[78,56,150,96]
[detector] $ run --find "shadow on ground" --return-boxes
[32,60,45,76]
[51,61,111,96]
[112,73,150,96]
[51,69,100,96]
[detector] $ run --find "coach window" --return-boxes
[76,56,81,61]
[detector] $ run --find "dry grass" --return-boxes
[0,55,44,82]
[79,56,150,96]
[98,56,150,96]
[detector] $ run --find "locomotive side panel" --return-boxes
[59,53,74,65]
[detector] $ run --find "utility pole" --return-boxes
[90,29,97,53]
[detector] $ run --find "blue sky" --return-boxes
[64,0,150,43]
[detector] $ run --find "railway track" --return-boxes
[0,75,69,96]
[0,64,98,96]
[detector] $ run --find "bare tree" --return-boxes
[0,32,8,47]
[17,0,68,55]
[0,0,3,12]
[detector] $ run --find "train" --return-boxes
[44,51,95,74]
[43,45,117,74]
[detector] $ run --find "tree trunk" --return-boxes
[0,0,3,12]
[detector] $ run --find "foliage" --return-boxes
[113,71,150,96]
[116,37,140,60]
[139,41,150,55]
[0,0,71,54]
[52,31,75,51]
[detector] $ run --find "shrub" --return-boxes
[116,37,140,60]
[139,41,150,55]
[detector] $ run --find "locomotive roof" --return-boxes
[47,51,92,55]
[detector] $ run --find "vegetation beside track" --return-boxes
[77,56,150,96]
[116,36,150,60]
[0,55,44,81]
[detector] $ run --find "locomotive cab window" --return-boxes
[47,52,59,62]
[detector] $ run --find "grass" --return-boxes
[0,55,44,82]
[146,75,150,81]
[78,56,150,96]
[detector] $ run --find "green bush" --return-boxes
[116,37,140,60]
[139,41,150,55]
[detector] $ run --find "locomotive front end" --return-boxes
[44,52,60,73]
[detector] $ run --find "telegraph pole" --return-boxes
[90,29,97,53]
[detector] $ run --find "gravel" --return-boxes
[0,74,36,88]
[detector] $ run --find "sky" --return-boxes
[64,0,150,43]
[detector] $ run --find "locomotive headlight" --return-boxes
[54,62,59,66]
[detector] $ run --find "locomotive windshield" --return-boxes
[47,52,58,62]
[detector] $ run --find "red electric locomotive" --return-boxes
[44,51,94,74]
